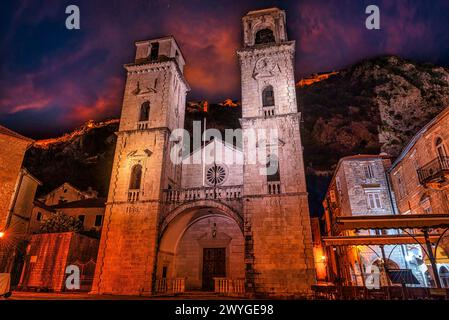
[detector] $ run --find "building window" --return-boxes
[367,192,382,209]
[396,171,407,198]
[95,215,103,227]
[266,154,281,194]
[129,164,143,190]
[436,137,447,158]
[78,215,85,225]
[364,165,374,179]
[128,164,142,202]
[440,266,449,288]
[36,212,42,221]
[420,195,433,214]
[262,85,275,107]
[139,101,150,122]
[206,165,227,186]
[255,28,275,45]
[266,154,280,182]
[150,42,159,60]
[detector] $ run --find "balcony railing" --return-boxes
[267,181,281,195]
[214,278,245,296]
[163,185,242,202]
[154,278,185,295]
[417,156,449,185]
[263,106,275,117]
[128,189,140,202]
[137,121,149,130]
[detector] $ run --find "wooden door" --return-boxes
[202,248,226,291]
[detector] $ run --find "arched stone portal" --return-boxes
[157,206,244,291]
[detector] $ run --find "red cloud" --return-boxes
[166,11,240,98]
[63,77,123,123]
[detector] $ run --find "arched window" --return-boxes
[262,86,275,107]
[129,164,142,190]
[150,42,159,60]
[420,194,432,214]
[255,28,275,45]
[436,137,447,158]
[439,266,449,288]
[266,154,280,182]
[140,102,150,122]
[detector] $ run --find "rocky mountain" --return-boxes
[24,55,449,214]
[298,55,449,171]
[24,120,119,197]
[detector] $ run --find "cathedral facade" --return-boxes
[91,8,316,297]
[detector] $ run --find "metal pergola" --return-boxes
[323,214,449,289]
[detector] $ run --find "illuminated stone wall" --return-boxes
[174,215,244,290]
[0,129,32,232]
[20,232,99,291]
[238,8,316,296]
[389,107,449,215]
[91,37,189,295]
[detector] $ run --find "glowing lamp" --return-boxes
[0,232,5,239]
[321,255,327,261]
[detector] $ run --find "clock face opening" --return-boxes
[206,165,227,186]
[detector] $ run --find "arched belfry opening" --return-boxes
[139,101,150,122]
[255,28,275,44]
[129,164,142,190]
[262,85,275,107]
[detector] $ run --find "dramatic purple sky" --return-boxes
[1,0,449,138]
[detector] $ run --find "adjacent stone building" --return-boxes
[0,125,34,233]
[92,8,315,297]
[322,155,424,286]
[0,125,34,279]
[389,106,449,287]
[39,183,98,206]
[4,169,42,236]
[47,198,106,233]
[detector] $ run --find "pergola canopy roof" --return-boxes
[322,234,443,246]
[335,214,449,231]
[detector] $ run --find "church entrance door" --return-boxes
[202,248,226,291]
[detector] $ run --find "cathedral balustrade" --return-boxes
[154,278,186,295]
[163,185,243,203]
[267,181,281,194]
[214,278,245,296]
[128,189,140,202]
[137,121,149,130]
[263,105,275,117]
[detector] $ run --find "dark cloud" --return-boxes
[1,0,449,138]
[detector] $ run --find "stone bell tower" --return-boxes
[238,8,316,296]
[91,37,189,295]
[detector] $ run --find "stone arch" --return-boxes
[252,22,276,45]
[157,201,244,290]
[160,199,243,237]
[255,28,275,44]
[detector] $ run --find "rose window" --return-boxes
[206,165,227,186]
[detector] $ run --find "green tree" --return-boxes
[39,212,83,233]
